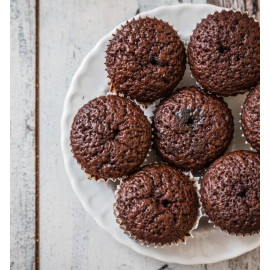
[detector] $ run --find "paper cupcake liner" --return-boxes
[113,170,202,247]
[238,109,256,152]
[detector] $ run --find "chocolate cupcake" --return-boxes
[153,87,234,171]
[241,84,260,151]
[188,10,260,96]
[114,164,200,246]
[200,151,260,235]
[105,17,186,103]
[70,95,151,181]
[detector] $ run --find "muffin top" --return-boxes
[242,84,260,151]
[188,10,260,96]
[153,87,234,171]
[200,150,260,235]
[70,95,151,180]
[106,17,186,103]
[115,164,200,245]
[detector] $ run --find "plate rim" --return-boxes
[61,3,260,265]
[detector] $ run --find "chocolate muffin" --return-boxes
[105,17,186,103]
[70,95,151,181]
[114,164,200,246]
[242,84,260,151]
[200,151,260,235]
[188,10,260,96]
[153,87,234,171]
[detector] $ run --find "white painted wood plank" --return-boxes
[38,0,259,269]
[192,0,208,4]
[38,0,165,269]
[137,0,179,12]
[10,0,36,269]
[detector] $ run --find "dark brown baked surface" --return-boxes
[70,95,151,180]
[115,163,199,245]
[105,17,186,103]
[200,150,260,235]
[188,10,260,96]
[242,84,260,151]
[153,87,234,171]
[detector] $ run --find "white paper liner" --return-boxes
[113,169,202,247]
[238,91,259,152]
[238,112,256,151]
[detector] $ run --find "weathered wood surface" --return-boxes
[10,0,36,269]
[11,0,260,269]
[207,0,260,19]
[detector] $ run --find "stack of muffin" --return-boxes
[70,10,260,247]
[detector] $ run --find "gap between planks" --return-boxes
[35,0,40,269]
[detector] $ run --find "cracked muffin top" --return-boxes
[188,10,260,96]
[115,163,200,245]
[200,150,260,235]
[70,95,151,181]
[242,84,260,151]
[153,87,234,171]
[105,17,186,103]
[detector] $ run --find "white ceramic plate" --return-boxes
[61,3,260,264]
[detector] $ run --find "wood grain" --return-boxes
[207,0,260,20]
[10,0,36,269]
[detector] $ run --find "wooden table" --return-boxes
[11,0,260,269]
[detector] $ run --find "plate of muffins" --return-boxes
[61,3,260,264]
